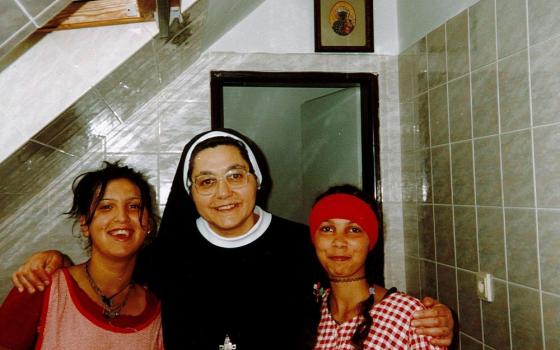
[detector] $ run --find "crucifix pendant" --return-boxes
[219,335,236,350]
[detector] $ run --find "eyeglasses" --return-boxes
[192,168,252,196]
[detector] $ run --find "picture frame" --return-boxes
[314,0,374,52]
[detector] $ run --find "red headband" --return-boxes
[308,193,379,251]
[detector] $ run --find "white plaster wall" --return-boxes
[397,0,480,52]
[208,0,399,55]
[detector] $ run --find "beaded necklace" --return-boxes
[84,260,134,319]
[329,275,366,283]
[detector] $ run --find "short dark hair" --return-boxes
[66,161,159,249]
[315,184,375,208]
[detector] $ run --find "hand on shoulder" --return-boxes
[11,250,68,294]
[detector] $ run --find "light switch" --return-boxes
[476,272,494,302]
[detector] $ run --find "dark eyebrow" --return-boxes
[227,165,247,171]
[99,196,142,201]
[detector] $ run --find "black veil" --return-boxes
[158,128,271,244]
[135,128,272,290]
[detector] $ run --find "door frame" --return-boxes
[210,70,381,203]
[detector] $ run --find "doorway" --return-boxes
[210,71,380,224]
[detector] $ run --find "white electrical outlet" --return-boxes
[476,272,494,302]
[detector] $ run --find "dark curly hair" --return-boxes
[66,161,159,250]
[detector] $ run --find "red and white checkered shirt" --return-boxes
[315,289,446,350]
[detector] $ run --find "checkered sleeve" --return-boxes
[315,289,364,349]
[314,290,446,350]
[365,293,447,350]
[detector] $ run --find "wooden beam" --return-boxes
[40,0,156,31]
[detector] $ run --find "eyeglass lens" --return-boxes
[194,168,249,195]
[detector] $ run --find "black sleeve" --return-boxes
[134,239,164,295]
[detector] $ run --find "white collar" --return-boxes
[195,206,272,248]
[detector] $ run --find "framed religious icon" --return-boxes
[314,0,374,52]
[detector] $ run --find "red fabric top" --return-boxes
[0,270,159,350]
[315,289,446,350]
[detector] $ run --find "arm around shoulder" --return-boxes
[11,250,72,294]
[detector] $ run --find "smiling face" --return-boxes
[314,218,370,279]
[190,144,258,237]
[81,178,150,260]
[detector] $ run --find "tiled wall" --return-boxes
[0,0,210,302]
[0,21,158,162]
[0,0,72,60]
[399,0,560,348]
[0,2,405,302]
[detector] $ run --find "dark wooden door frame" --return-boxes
[210,70,381,203]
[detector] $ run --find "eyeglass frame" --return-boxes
[190,166,254,196]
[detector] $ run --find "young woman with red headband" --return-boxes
[309,185,446,350]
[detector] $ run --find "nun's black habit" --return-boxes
[136,129,318,349]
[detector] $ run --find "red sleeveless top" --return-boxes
[35,269,164,349]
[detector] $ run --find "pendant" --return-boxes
[219,335,236,350]
[102,295,113,308]
[103,308,119,320]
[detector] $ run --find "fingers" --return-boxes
[31,265,51,285]
[412,307,449,321]
[413,323,452,346]
[421,296,437,308]
[10,251,63,294]
[11,271,26,293]
[413,324,450,336]
[45,253,63,275]
[29,266,49,291]
[23,260,51,289]
[412,301,456,345]
[11,271,38,294]
[411,315,449,328]
[428,335,453,347]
